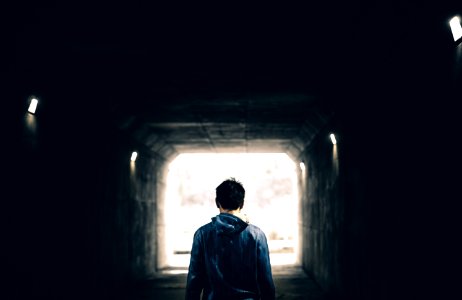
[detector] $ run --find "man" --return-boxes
[185,178,275,300]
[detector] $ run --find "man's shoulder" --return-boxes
[195,222,214,233]
[246,223,263,231]
[245,223,267,238]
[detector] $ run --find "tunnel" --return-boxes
[6,2,461,300]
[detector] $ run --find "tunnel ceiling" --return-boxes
[121,90,332,160]
[14,2,454,160]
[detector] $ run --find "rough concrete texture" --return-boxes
[127,266,326,300]
[300,127,345,297]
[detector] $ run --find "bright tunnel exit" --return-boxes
[163,153,300,270]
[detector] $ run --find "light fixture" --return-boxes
[299,162,305,171]
[449,16,462,42]
[131,151,138,162]
[329,133,337,145]
[28,98,38,114]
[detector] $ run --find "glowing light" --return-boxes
[299,162,305,171]
[330,133,337,145]
[28,98,38,114]
[164,153,299,267]
[130,151,138,162]
[449,16,462,42]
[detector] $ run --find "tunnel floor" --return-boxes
[127,266,327,299]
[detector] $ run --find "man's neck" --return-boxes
[219,208,241,215]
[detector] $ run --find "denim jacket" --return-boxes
[185,213,275,300]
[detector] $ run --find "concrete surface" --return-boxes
[127,266,326,300]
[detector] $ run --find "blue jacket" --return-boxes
[185,213,275,300]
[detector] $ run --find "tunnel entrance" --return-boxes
[160,153,300,271]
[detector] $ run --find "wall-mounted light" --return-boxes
[131,151,138,162]
[28,98,38,114]
[329,133,337,145]
[299,162,305,171]
[449,16,462,42]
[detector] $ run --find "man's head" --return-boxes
[215,178,245,210]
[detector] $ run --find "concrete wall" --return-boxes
[299,118,388,300]
[95,135,161,287]
[300,127,344,296]
[297,9,462,299]
[9,90,167,298]
[8,93,112,299]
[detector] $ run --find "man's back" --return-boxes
[186,213,275,300]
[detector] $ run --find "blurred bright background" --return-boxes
[164,153,299,268]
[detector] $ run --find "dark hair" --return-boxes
[215,178,245,210]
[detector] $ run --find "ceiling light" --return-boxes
[131,151,138,162]
[330,133,337,145]
[449,16,462,42]
[28,98,38,114]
